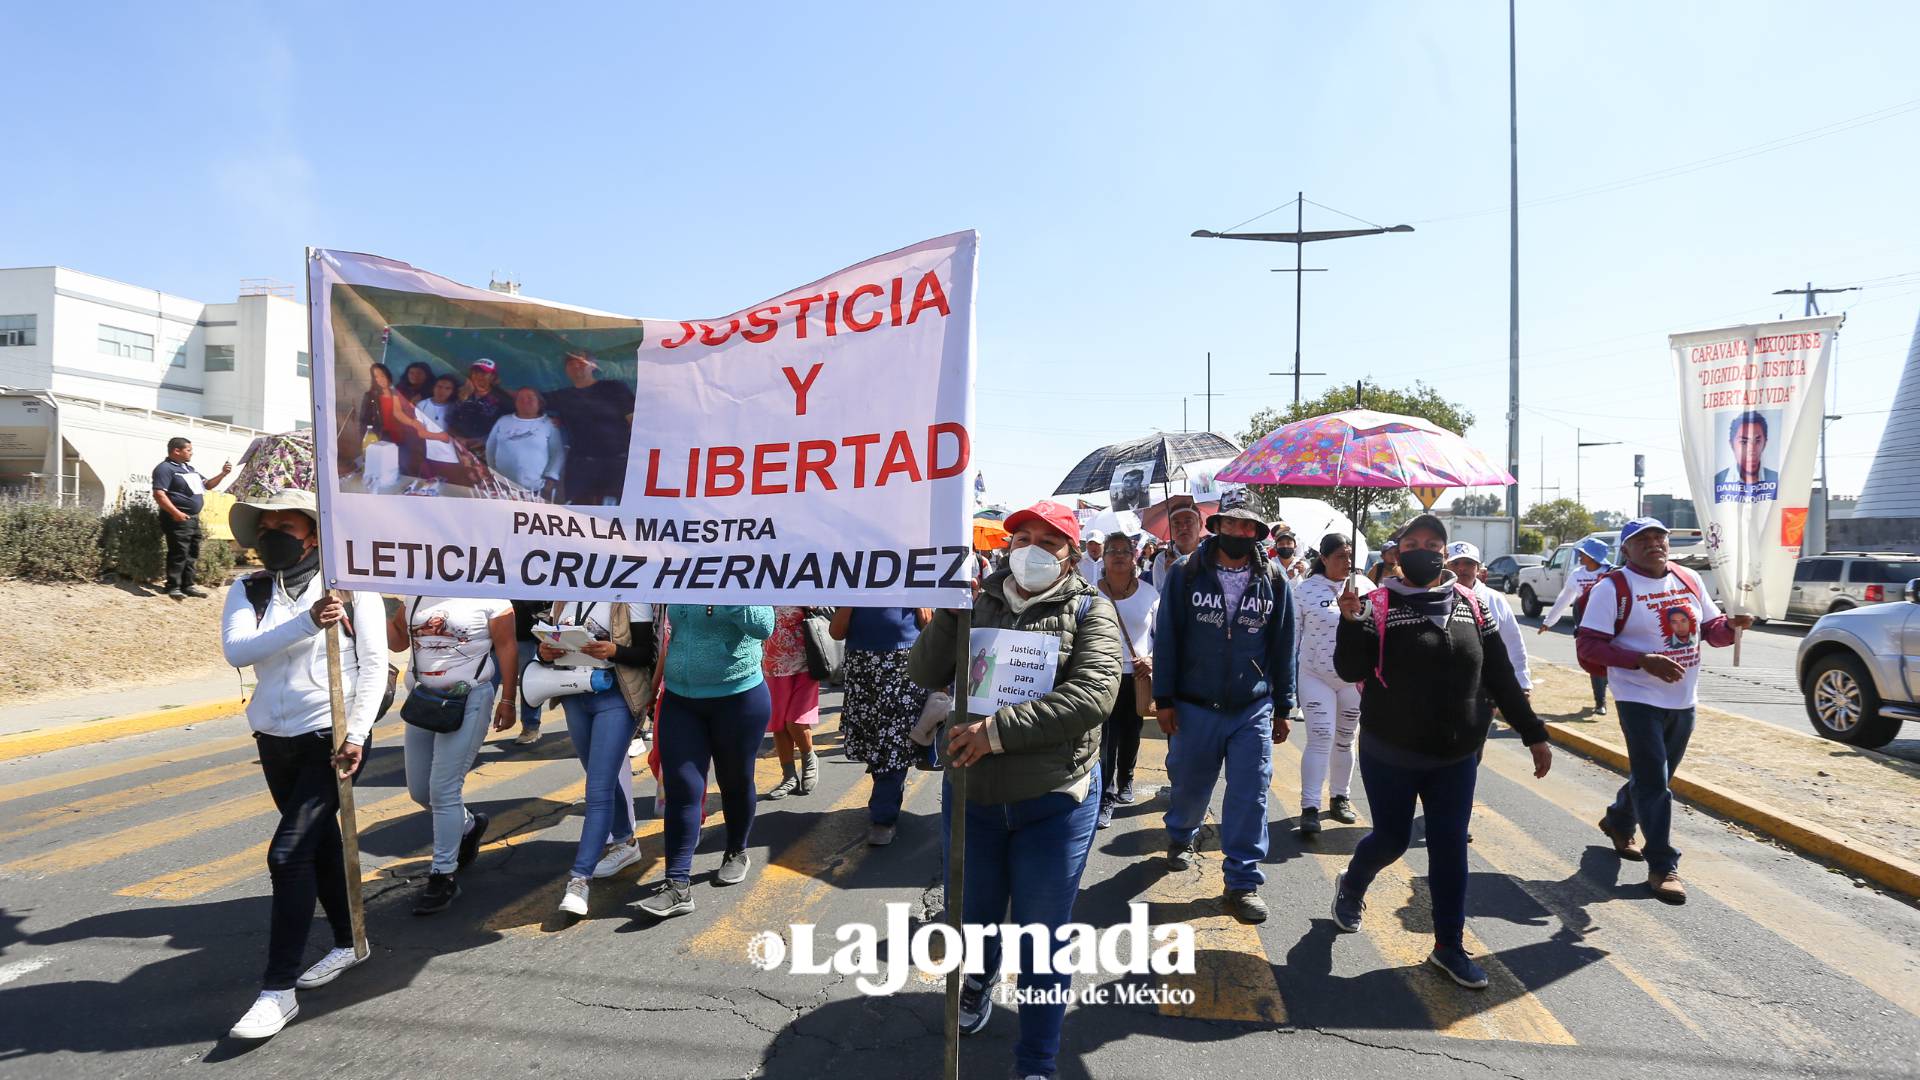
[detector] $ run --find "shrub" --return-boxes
[1515,528,1547,554]
[0,500,106,581]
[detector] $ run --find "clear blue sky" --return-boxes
[7,2,1916,514]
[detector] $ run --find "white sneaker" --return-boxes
[558,875,590,916]
[228,989,298,1039]
[294,946,368,989]
[627,735,650,759]
[592,838,643,879]
[513,727,541,746]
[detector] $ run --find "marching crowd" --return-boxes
[216,482,1749,1080]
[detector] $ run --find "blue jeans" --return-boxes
[941,766,1101,1080]
[515,640,543,731]
[869,742,934,826]
[1603,701,1695,875]
[1341,743,1478,950]
[562,687,638,878]
[1162,699,1273,891]
[403,683,495,874]
[658,683,771,883]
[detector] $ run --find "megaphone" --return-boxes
[520,662,615,710]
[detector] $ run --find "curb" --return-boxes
[0,697,250,763]
[1544,722,1920,901]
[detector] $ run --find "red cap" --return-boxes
[1002,500,1081,548]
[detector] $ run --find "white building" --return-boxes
[0,266,309,507]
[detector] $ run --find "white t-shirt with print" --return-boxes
[414,400,460,464]
[1578,566,1721,709]
[409,596,510,691]
[1099,579,1159,673]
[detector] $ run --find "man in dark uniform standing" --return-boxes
[152,436,231,600]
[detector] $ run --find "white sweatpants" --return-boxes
[1298,668,1361,811]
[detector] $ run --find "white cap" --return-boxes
[1446,540,1482,565]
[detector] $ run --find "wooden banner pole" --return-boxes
[943,610,972,1080]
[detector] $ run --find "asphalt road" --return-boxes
[2,693,1919,1079]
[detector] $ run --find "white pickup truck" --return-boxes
[1515,529,1707,619]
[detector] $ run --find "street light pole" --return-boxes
[1575,427,1621,508]
[1506,0,1522,544]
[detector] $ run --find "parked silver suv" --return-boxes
[1796,577,1920,748]
[1788,552,1920,621]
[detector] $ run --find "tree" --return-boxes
[1238,380,1477,533]
[1451,493,1503,517]
[1591,509,1628,529]
[1525,498,1596,547]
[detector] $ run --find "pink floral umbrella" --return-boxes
[1216,409,1514,489]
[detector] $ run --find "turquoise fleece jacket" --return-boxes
[663,605,776,698]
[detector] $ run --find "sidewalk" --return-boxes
[1528,660,1920,898]
[0,669,251,739]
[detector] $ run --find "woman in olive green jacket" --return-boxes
[907,499,1121,1080]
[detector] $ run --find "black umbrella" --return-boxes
[1052,432,1243,497]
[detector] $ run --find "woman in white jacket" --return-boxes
[1291,532,1369,835]
[1538,537,1612,714]
[219,489,387,1041]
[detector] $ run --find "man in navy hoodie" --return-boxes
[1153,489,1297,924]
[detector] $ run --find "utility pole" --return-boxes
[1207,352,1212,432]
[1191,195,1408,406]
[1772,281,1859,317]
[1505,0,1523,544]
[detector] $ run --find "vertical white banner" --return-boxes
[1670,315,1839,618]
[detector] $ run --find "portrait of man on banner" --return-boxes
[1712,409,1782,504]
[1108,458,1156,512]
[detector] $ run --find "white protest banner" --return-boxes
[1669,315,1838,619]
[309,233,977,605]
[965,628,1061,715]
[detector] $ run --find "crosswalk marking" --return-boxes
[1476,737,1920,1024]
[487,749,795,935]
[1131,732,1287,1024]
[116,748,576,900]
[0,719,408,846]
[1271,738,1577,1045]
[0,732,261,806]
[381,779,588,886]
[687,751,929,960]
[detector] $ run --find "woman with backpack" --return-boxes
[220,489,388,1040]
[537,600,658,917]
[907,499,1122,1080]
[388,594,518,916]
[1290,531,1370,836]
[1328,514,1552,991]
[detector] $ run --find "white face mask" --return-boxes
[1009,544,1066,592]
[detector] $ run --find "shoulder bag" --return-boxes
[400,598,490,733]
[800,606,845,684]
[1100,581,1155,717]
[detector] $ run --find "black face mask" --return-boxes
[1215,534,1256,560]
[1275,545,1296,560]
[257,529,309,572]
[1399,548,1446,586]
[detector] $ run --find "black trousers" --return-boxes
[1100,675,1144,802]
[163,516,202,591]
[256,731,364,990]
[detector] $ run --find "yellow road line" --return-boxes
[0,697,249,763]
[1132,733,1286,1024]
[0,734,258,805]
[1272,739,1575,1045]
[687,756,927,960]
[117,747,575,900]
[0,719,408,845]
[382,779,589,886]
[1479,739,1920,1024]
[4,788,273,878]
[489,751,796,935]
